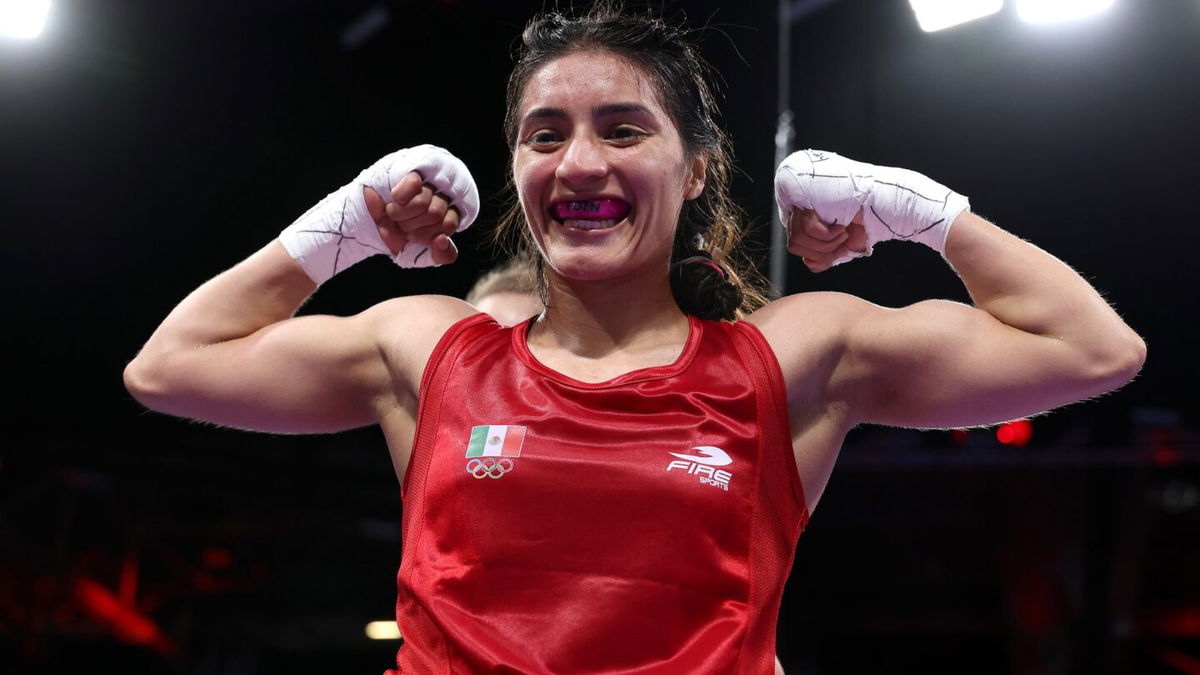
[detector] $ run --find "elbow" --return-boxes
[1119,332,1148,380]
[1087,330,1147,390]
[123,357,151,405]
[123,354,169,411]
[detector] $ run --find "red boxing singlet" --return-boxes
[387,314,809,674]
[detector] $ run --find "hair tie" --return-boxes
[673,255,726,279]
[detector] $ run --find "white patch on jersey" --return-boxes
[667,446,732,466]
[665,446,733,491]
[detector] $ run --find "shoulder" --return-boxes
[743,291,881,400]
[359,294,482,392]
[745,291,876,348]
[361,294,481,348]
[361,294,479,328]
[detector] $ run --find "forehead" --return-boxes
[519,50,668,119]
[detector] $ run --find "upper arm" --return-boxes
[124,295,477,434]
[751,292,1132,431]
[838,298,1103,428]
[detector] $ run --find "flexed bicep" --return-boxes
[128,311,388,434]
[836,298,1118,430]
[124,245,476,434]
[768,150,1143,430]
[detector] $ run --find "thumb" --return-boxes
[430,234,458,265]
[363,186,387,225]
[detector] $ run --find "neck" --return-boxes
[530,267,689,359]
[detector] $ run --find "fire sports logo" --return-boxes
[665,446,734,490]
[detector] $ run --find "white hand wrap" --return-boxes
[278,144,479,285]
[774,149,970,266]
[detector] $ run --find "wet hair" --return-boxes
[494,1,771,321]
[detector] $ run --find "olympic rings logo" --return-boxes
[466,458,514,479]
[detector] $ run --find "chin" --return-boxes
[546,260,617,283]
[544,252,628,283]
[539,237,666,285]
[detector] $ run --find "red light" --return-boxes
[1150,429,1181,467]
[950,429,968,446]
[996,419,1033,447]
[1152,446,1180,467]
[202,547,233,570]
[73,578,177,657]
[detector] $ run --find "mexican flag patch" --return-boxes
[466,425,526,458]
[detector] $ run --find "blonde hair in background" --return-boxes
[465,256,539,305]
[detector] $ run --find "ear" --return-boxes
[684,152,708,201]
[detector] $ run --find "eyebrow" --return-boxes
[522,102,653,123]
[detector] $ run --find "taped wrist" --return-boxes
[278,144,479,285]
[775,149,969,265]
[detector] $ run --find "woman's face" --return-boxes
[512,50,705,284]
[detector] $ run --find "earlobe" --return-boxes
[685,154,708,201]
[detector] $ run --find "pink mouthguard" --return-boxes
[552,198,631,221]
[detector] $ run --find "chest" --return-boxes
[414,363,765,563]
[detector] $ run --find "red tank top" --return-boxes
[386,313,809,674]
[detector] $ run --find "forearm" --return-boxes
[943,212,1145,374]
[130,145,476,360]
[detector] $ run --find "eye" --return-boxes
[526,130,563,148]
[608,126,648,144]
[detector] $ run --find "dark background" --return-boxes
[2,1,1198,673]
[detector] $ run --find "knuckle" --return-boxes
[393,202,420,219]
[815,238,841,253]
[409,190,432,210]
[803,221,827,238]
[405,216,439,235]
[416,213,442,231]
[394,173,419,193]
[420,226,445,243]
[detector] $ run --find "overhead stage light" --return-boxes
[0,0,50,39]
[1016,0,1115,24]
[908,0,1003,32]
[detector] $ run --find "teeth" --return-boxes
[563,218,618,230]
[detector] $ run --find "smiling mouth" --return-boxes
[550,198,632,231]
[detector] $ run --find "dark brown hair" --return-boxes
[495,2,771,320]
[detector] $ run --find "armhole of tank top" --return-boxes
[400,312,493,498]
[728,320,810,525]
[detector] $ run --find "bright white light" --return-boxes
[0,0,50,39]
[1017,0,1115,24]
[908,0,1003,32]
[365,621,402,640]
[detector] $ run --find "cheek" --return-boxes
[513,156,550,204]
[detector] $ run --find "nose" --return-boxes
[555,134,609,188]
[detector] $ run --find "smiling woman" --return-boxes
[497,8,770,322]
[122,2,1144,674]
[513,51,707,299]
